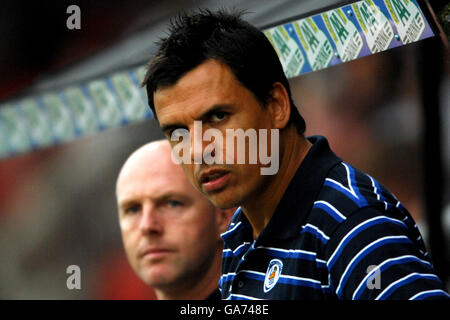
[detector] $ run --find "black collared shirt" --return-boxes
[219,136,449,300]
[205,288,222,300]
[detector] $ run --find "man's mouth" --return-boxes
[140,248,171,261]
[202,171,227,182]
[200,170,230,193]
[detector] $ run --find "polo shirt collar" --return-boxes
[222,135,342,250]
[221,207,254,251]
[258,135,341,241]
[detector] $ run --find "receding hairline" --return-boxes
[115,139,172,196]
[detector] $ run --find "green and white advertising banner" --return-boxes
[0,0,435,160]
[352,0,396,53]
[384,0,427,44]
[293,17,335,70]
[63,86,99,136]
[88,79,125,129]
[322,8,364,62]
[265,26,306,78]
[0,106,31,153]
[19,98,54,148]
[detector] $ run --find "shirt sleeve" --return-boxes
[324,206,450,300]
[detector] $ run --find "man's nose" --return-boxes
[190,121,205,164]
[139,204,163,235]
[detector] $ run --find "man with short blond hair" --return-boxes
[116,140,233,300]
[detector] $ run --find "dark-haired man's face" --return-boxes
[153,59,278,209]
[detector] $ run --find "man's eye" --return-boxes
[125,205,140,214]
[167,200,183,208]
[169,127,190,139]
[210,111,228,122]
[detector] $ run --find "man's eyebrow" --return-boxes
[160,104,233,133]
[198,104,233,120]
[160,123,187,134]
[118,199,139,210]
[157,193,189,202]
[119,192,190,207]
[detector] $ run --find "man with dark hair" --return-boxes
[144,9,306,135]
[142,9,449,300]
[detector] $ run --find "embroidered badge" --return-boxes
[264,259,283,293]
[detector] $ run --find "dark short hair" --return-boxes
[142,9,306,134]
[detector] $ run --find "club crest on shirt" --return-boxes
[264,259,283,293]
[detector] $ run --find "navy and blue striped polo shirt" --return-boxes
[219,135,450,300]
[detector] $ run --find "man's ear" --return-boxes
[267,82,291,130]
[216,207,237,236]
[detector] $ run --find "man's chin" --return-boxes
[197,176,243,209]
[140,268,175,287]
[208,193,242,210]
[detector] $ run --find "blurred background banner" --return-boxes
[0,0,436,159]
[0,0,448,299]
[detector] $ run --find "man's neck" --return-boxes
[242,128,311,239]
[156,286,217,300]
[155,247,222,300]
